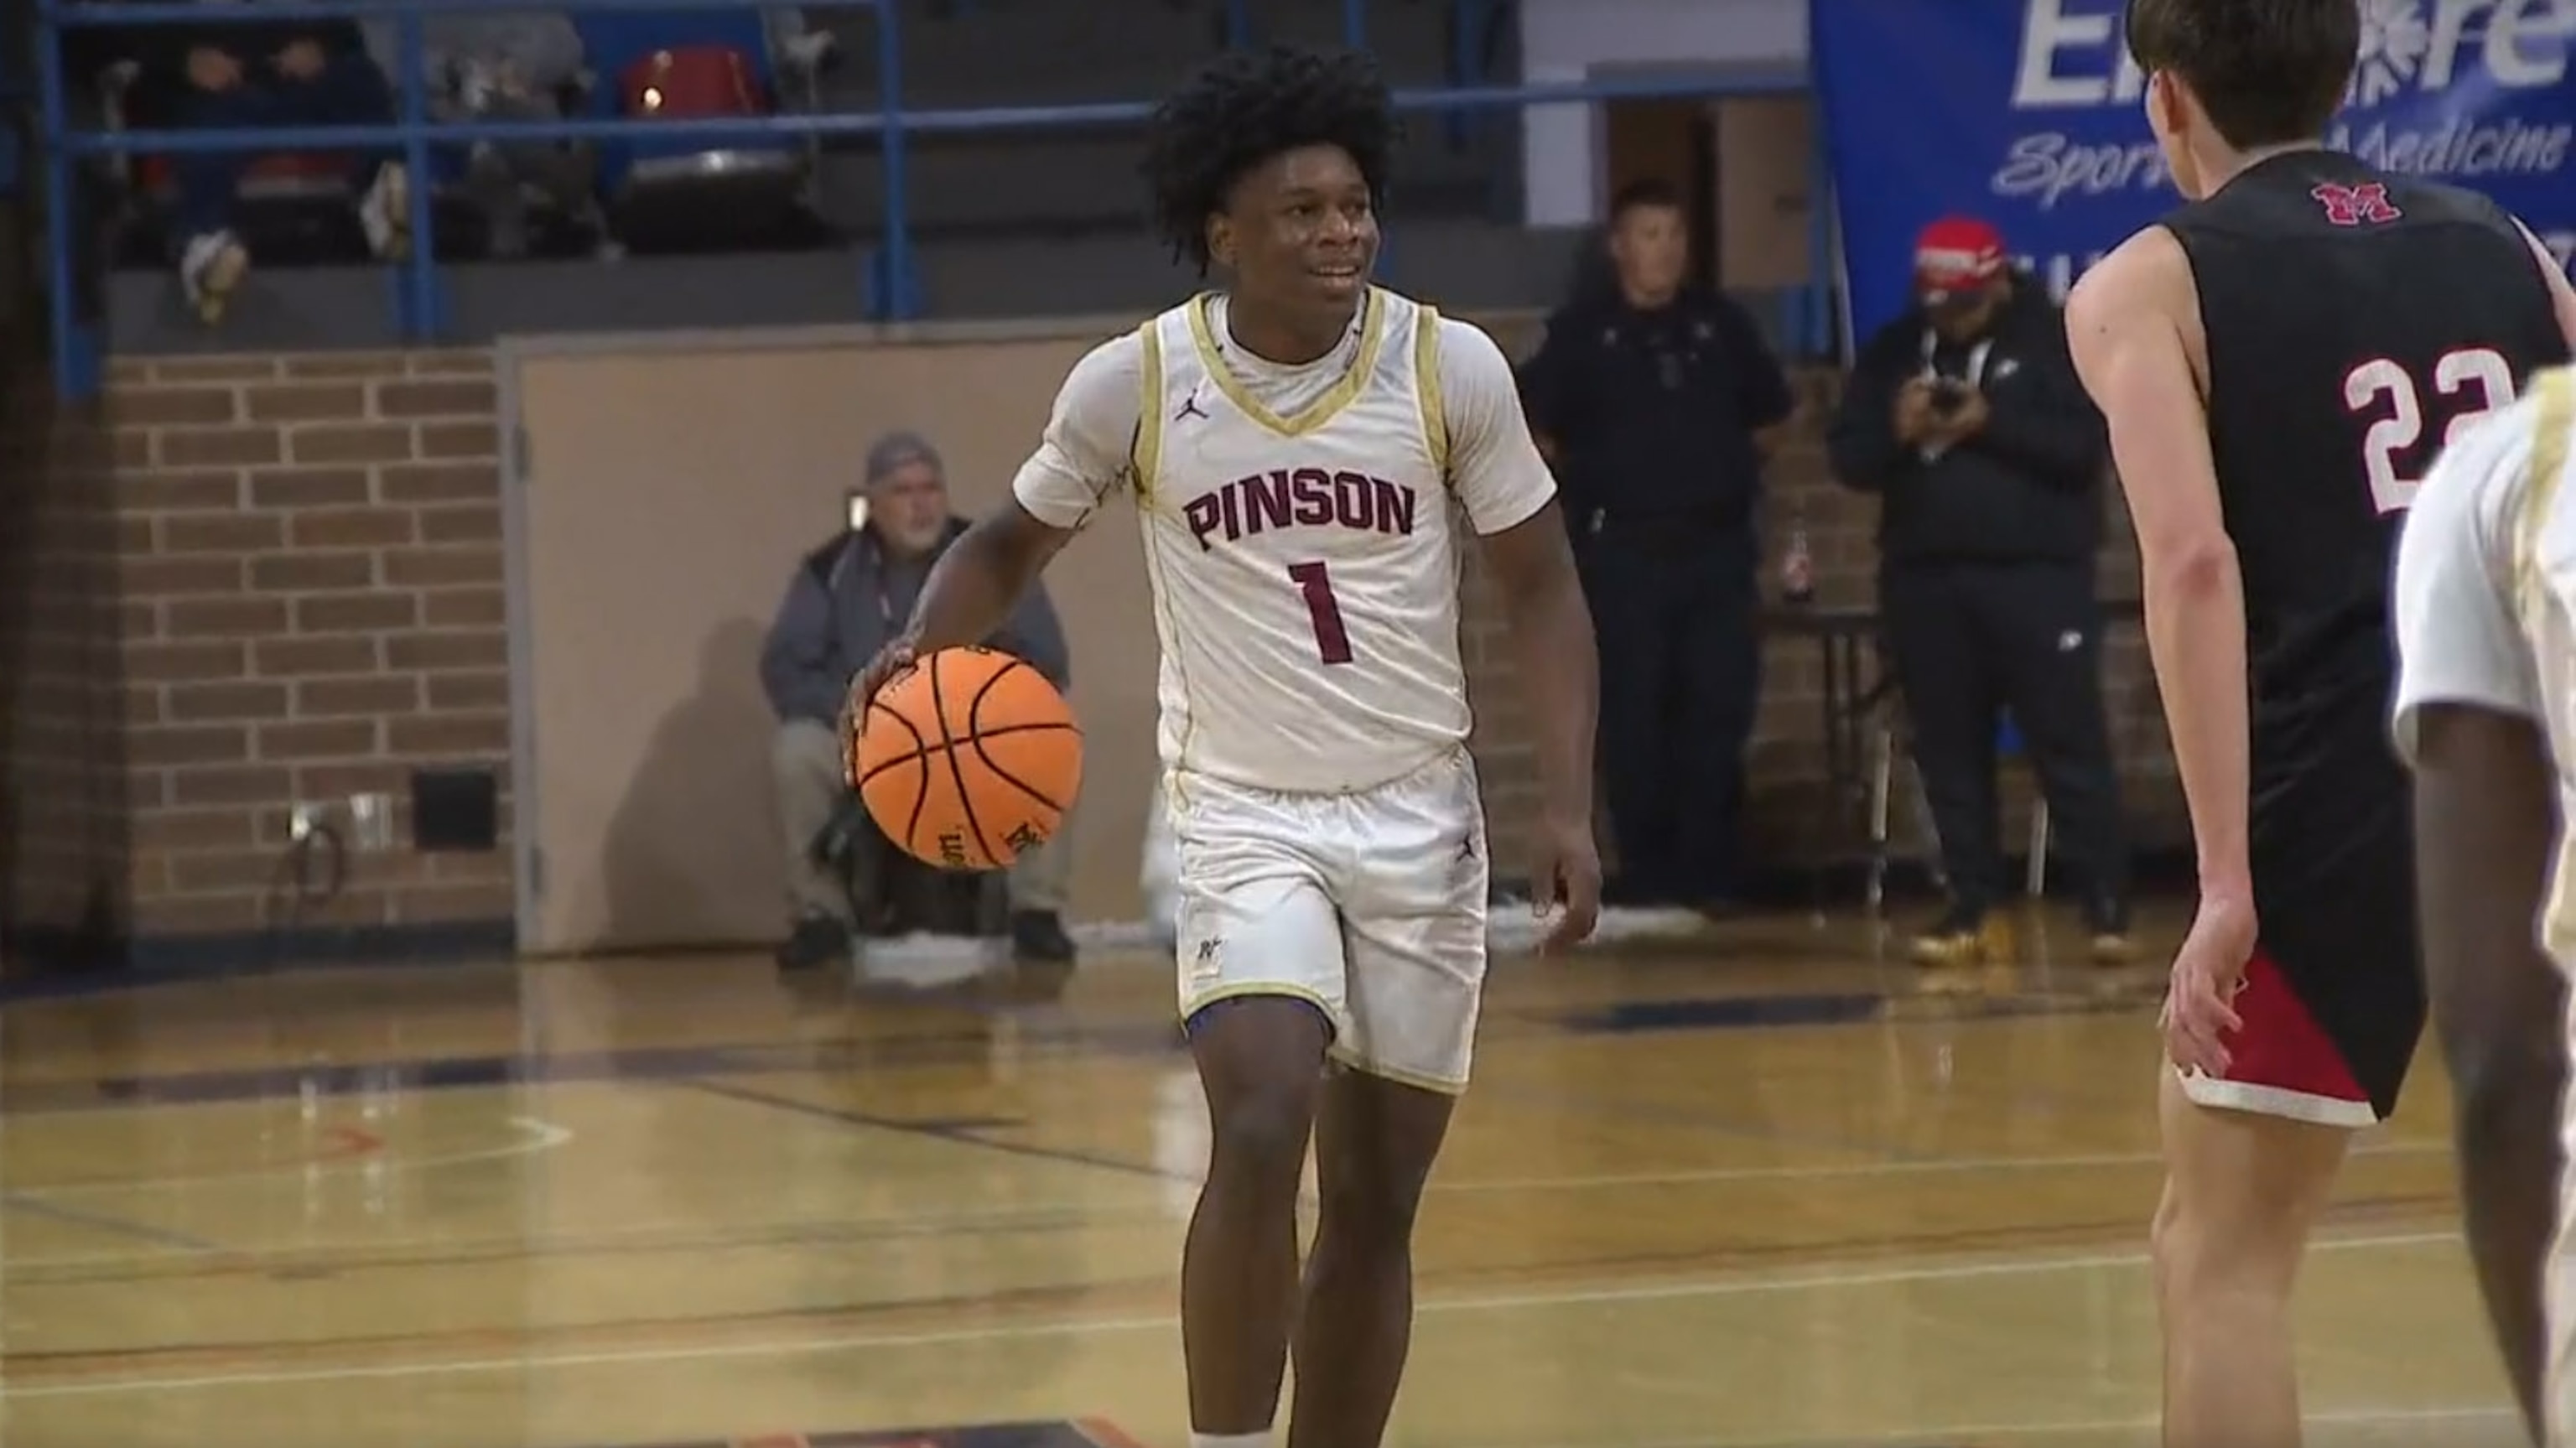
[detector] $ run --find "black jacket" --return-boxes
[73,0,374,131]
[1826,273,2107,568]
[1518,283,1794,535]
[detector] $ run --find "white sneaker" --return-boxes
[179,229,248,324]
[360,162,411,260]
[780,31,836,72]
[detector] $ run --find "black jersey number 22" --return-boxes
[2342,346,2516,515]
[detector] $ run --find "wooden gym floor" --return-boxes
[0,900,2522,1448]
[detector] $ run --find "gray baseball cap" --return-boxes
[864,430,943,485]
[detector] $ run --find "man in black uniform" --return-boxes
[1519,179,1795,910]
[2064,1,2576,1441]
[1830,215,2132,969]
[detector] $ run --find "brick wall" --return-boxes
[26,340,2181,959]
[1,373,126,973]
[103,350,513,939]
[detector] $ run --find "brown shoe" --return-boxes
[1909,908,2014,968]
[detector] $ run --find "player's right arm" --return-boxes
[2065,232,2251,914]
[853,334,1140,704]
[2393,381,2560,1438]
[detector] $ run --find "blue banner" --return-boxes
[1812,0,2576,352]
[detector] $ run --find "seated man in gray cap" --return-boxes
[760,430,1077,968]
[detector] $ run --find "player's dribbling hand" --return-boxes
[1530,815,1601,954]
[2162,891,2255,1077]
[845,637,920,721]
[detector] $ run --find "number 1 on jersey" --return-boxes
[2344,346,2515,514]
[1288,560,1353,665]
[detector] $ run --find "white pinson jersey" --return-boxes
[1011,286,1555,796]
[1130,288,1469,793]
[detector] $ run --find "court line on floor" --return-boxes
[0,1227,2459,1400]
[674,1077,1185,1181]
[1507,1402,2515,1448]
[1436,1136,2448,1192]
[0,1139,2453,1274]
[688,1069,2449,1200]
[0,1194,229,1255]
[18,1116,576,1199]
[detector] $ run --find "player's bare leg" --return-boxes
[1286,1065,1455,1448]
[2153,1069,2353,1447]
[1183,996,1332,1440]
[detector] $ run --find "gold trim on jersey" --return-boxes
[2520,365,2573,604]
[1413,302,1451,480]
[1187,287,1387,438]
[2521,366,2576,962]
[1133,314,1202,794]
[1132,319,1166,505]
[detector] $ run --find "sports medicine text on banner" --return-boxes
[1812,0,2576,349]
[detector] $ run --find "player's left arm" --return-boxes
[2065,230,2251,905]
[2511,218,2576,355]
[990,575,1072,689]
[1442,317,1601,936]
[2393,393,2560,1437]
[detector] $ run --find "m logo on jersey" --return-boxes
[2313,180,2403,226]
[1184,468,1420,551]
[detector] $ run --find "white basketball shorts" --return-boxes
[2547,1215,2576,1446]
[1168,746,1491,1094]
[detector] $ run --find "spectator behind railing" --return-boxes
[356,9,600,257]
[86,0,411,321]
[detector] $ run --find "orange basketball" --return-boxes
[846,646,1083,870]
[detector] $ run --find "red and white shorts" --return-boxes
[2174,949,2381,1129]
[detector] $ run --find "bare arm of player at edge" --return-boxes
[2401,218,2576,1430]
[2064,228,2250,1067]
[860,317,1603,946]
[2394,376,2566,1439]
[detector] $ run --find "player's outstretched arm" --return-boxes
[1444,318,1601,948]
[851,337,1139,707]
[2394,384,2563,1436]
[903,503,1078,662]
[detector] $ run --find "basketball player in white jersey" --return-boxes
[847,44,1602,1448]
[2395,364,2576,1444]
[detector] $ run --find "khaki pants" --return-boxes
[771,718,1071,924]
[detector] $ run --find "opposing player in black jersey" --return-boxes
[2064,1,2576,1443]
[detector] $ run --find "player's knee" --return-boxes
[2150,1180,2300,1302]
[1315,1164,1431,1248]
[1205,1084,1320,1195]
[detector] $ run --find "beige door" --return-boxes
[506,330,1160,956]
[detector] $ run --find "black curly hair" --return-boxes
[1141,44,1397,274]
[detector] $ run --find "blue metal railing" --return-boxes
[36,0,1836,397]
